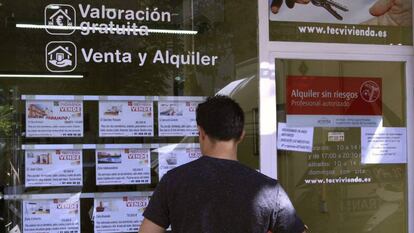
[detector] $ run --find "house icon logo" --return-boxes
[44,4,76,35]
[46,41,77,72]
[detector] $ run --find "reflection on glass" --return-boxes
[0,0,259,232]
[276,59,407,233]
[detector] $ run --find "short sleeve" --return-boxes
[270,184,305,233]
[143,174,170,229]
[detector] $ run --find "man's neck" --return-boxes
[202,140,238,161]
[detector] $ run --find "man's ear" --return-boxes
[197,126,206,140]
[237,130,246,143]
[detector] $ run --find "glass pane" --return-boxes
[276,59,408,233]
[0,0,259,232]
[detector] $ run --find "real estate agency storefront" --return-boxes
[0,0,413,233]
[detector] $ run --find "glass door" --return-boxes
[274,59,409,233]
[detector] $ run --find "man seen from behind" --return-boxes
[139,95,307,233]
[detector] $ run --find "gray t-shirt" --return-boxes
[144,156,305,233]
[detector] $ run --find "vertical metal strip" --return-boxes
[406,56,414,233]
[258,0,278,179]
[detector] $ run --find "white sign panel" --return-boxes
[94,196,149,233]
[158,101,199,137]
[25,149,83,187]
[96,148,151,185]
[26,100,83,137]
[277,123,314,152]
[286,115,382,128]
[23,198,80,233]
[99,101,154,137]
[361,127,407,164]
[158,147,201,179]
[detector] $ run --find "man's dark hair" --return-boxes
[196,95,244,141]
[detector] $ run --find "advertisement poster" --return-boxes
[96,148,151,185]
[94,196,149,233]
[158,147,201,179]
[23,198,80,233]
[99,101,154,137]
[26,100,83,137]
[286,76,382,127]
[361,127,407,164]
[277,122,314,152]
[268,0,412,44]
[158,101,199,137]
[25,149,83,187]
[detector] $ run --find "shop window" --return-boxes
[0,1,259,232]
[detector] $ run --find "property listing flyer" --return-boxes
[99,101,154,137]
[94,196,149,233]
[286,76,382,127]
[23,198,80,233]
[158,147,201,179]
[158,101,199,136]
[96,148,151,185]
[25,149,83,187]
[26,100,83,137]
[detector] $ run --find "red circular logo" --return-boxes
[360,81,380,103]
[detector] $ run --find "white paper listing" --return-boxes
[158,101,199,137]
[9,225,21,233]
[361,127,407,164]
[23,198,80,233]
[99,101,154,137]
[25,149,83,187]
[26,100,83,137]
[277,123,314,152]
[94,196,149,233]
[96,148,151,185]
[158,147,201,179]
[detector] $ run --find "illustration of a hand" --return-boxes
[270,0,310,14]
[365,0,412,26]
